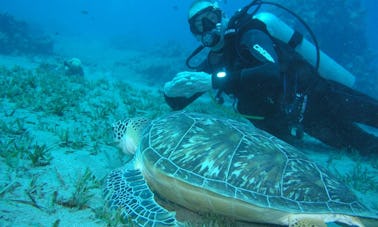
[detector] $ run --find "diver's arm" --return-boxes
[163,71,212,110]
[164,92,205,110]
[240,62,279,84]
[212,61,279,92]
[239,29,280,83]
[212,29,280,93]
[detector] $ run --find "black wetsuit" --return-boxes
[165,19,378,155]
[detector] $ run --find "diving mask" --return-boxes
[189,6,222,35]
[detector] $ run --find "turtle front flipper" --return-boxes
[104,167,179,226]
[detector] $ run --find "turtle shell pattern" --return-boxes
[138,112,374,218]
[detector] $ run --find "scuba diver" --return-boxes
[163,0,378,154]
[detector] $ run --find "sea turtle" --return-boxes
[104,111,378,226]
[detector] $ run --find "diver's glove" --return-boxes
[163,71,212,98]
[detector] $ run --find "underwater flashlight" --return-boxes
[212,68,228,92]
[216,70,227,78]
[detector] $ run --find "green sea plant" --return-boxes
[7,175,45,211]
[46,96,69,116]
[58,168,99,209]
[0,117,27,135]
[93,206,127,227]
[53,167,66,187]
[0,138,20,168]
[3,108,17,117]
[89,100,117,120]
[0,173,20,198]
[46,190,59,214]
[338,163,378,193]
[89,141,102,155]
[52,219,60,227]
[0,181,18,198]
[0,64,89,117]
[24,175,45,210]
[88,121,113,146]
[1,132,33,168]
[57,128,87,150]
[26,143,53,167]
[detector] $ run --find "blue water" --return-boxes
[364,0,378,65]
[0,0,378,73]
[1,0,376,48]
[1,0,193,47]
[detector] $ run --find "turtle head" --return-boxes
[112,117,150,154]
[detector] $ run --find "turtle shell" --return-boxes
[137,112,376,223]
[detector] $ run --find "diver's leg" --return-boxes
[305,118,378,155]
[303,80,378,153]
[320,83,378,154]
[340,123,378,155]
[327,82,378,128]
[304,118,347,149]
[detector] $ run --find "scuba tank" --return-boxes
[254,12,356,88]
[186,0,356,88]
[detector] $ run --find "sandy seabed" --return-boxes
[0,40,377,226]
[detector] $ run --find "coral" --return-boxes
[64,58,84,76]
[0,13,54,55]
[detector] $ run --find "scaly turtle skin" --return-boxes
[105,112,378,226]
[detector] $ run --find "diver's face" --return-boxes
[189,7,224,48]
[189,7,222,35]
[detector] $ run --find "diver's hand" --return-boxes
[164,71,212,98]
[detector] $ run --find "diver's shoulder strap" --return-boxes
[226,11,268,37]
[287,30,303,49]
